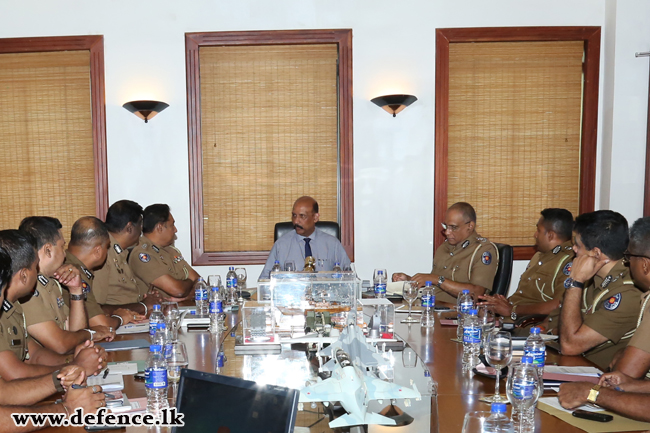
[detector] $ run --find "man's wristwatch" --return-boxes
[587,384,601,404]
[510,304,518,321]
[437,276,445,288]
[565,278,585,289]
[70,293,86,301]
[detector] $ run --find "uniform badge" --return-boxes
[33,288,39,297]
[141,244,148,249]
[462,240,470,249]
[552,245,561,254]
[139,253,151,263]
[481,251,492,265]
[602,275,613,288]
[81,281,90,293]
[57,297,65,308]
[114,244,123,254]
[2,300,12,312]
[173,255,184,264]
[152,245,160,253]
[37,275,49,286]
[563,262,572,276]
[604,293,622,311]
[81,267,93,280]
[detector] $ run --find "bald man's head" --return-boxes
[293,196,319,214]
[68,217,110,270]
[292,196,320,237]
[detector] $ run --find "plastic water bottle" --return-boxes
[507,356,539,433]
[149,304,163,341]
[194,277,208,315]
[145,343,169,417]
[374,270,387,298]
[209,285,225,333]
[226,267,238,304]
[462,309,481,371]
[420,282,435,328]
[483,403,515,433]
[271,260,282,273]
[156,323,172,360]
[456,290,474,340]
[523,326,546,381]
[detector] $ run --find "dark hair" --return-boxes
[448,202,477,223]
[69,217,109,248]
[18,216,63,250]
[540,208,574,241]
[574,210,629,260]
[105,200,143,233]
[0,230,38,275]
[0,246,12,291]
[629,217,650,258]
[143,204,171,234]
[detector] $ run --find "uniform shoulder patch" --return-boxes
[462,240,470,249]
[37,275,49,286]
[81,281,90,293]
[113,244,123,254]
[552,245,561,254]
[481,251,492,265]
[563,262,572,276]
[139,252,151,263]
[604,293,622,311]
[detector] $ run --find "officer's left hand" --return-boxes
[52,264,84,294]
[412,273,437,288]
[558,382,592,410]
[570,254,610,284]
[478,294,512,317]
[115,308,146,325]
[57,364,85,389]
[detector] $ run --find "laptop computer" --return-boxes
[173,368,300,433]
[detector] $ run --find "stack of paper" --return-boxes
[87,373,124,392]
[116,322,149,335]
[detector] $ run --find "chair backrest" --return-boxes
[274,221,340,242]
[490,243,513,296]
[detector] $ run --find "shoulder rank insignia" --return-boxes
[552,245,561,254]
[139,253,150,263]
[481,251,492,265]
[602,275,613,288]
[114,244,123,254]
[37,275,49,286]
[81,281,90,294]
[56,296,65,308]
[603,293,622,311]
[81,267,93,280]
[2,300,12,312]
[462,240,470,249]
[152,245,160,253]
[476,236,486,242]
[563,262,572,276]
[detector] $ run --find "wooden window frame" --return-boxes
[186,29,354,266]
[644,69,650,217]
[434,27,601,260]
[0,35,108,219]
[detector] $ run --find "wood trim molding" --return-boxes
[0,35,109,219]
[644,68,650,217]
[434,27,601,260]
[186,29,354,266]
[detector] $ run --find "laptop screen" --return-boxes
[173,369,299,433]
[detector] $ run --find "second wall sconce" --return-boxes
[123,100,169,123]
[371,94,417,117]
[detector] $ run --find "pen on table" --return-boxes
[597,373,623,391]
[103,368,110,379]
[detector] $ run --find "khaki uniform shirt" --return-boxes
[628,291,650,354]
[432,234,499,304]
[0,300,29,362]
[63,251,104,319]
[129,235,191,292]
[93,234,148,305]
[21,275,69,330]
[509,241,574,307]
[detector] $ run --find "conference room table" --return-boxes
[38,299,610,433]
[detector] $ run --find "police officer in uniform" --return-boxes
[0,230,106,381]
[479,209,574,322]
[93,200,161,317]
[393,202,498,303]
[129,204,201,300]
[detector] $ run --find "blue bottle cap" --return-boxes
[378,270,383,275]
[274,260,279,264]
[149,344,162,352]
[153,304,161,311]
[521,356,533,364]
[424,370,431,377]
[461,289,470,294]
[531,327,541,334]
[491,402,507,413]
[335,262,340,266]
[425,281,433,287]
[469,309,478,315]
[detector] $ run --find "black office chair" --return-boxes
[490,243,513,296]
[274,221,340,242]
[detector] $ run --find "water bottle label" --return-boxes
[421,295,434,308]
[512,378,535,399]
[374,283,386,295]
[463,326,481,343]
[150,344,162,352]
[226,277,237,289]
[149,321,158,335]
[209,301,223,314]
[524,347,546,367]
[145,367,168,389]
[195,288,207,301]
[163,343,173,359]
[460,301,473,314]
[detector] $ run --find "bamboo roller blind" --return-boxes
[200,44,339,252]
[0,51,95,238]
[447,41,584,245]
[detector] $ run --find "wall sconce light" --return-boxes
[371,94,417,117]
[122,100,169,123]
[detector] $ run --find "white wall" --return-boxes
[1,0,648,289]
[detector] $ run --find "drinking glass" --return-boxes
[167,341,189,402]
[461,411,491,433]
[235,267,247,304]
[401,281,420,323]
[402,346,417,368]
[284,261,296,272]
[480,331,512,403]
[161,301,180,341]
[477,306,496,349]
[506,361,540,433]
[208,275,222,288]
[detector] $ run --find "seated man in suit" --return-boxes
[393,202,498,303]
[19,216,114,354]
[129,204,201,300]
[259,196,351,280]
[93,200,162,316]
[545,210,640,370]
[0,230,106,381]
[479,208,574,322]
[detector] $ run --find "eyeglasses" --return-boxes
[441,221,471,232]
[623,250,650,263]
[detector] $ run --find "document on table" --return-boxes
[116,322,149,334]
[104,362,138,375]
[98,339,150,352]
[543,365,602,376]
[87,373,124,392]
[538,397,604,413]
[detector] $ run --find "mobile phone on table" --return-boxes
[134,372,146,380]
[571,409,613,422]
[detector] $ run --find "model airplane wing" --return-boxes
[329,412,396,428]
[299,380,345,403]
[364,377,421,400]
